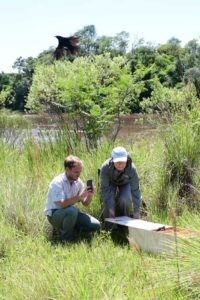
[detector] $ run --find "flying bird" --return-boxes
[54,35,79,60]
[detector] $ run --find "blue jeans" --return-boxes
[47,206,100,242]
[103,184,133,218]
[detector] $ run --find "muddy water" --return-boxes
[25,113,159,143]
[111,114,158,142]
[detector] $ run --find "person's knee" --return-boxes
[119,197,132,209]
[118,198,133,216]
[103,206,113,219]
[64,206,78,220]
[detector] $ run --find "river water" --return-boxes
[1,114,159,148]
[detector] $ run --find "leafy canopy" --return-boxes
[26,54,135,147]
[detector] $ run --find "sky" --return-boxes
[0,0,200,73]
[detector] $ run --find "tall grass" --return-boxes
[155,107,200,214]
[0,222,190,300]
[0,111,200,299]
[152,213,200,300]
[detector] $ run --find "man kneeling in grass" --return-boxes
[44,155,100,243]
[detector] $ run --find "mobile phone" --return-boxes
[86,179,93,191]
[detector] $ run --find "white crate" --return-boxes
[105,217,199,254]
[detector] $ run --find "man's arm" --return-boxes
[49,180,88,208]
[56,194,82,208]
[129,165,141,213]
[100,164,115,217]
[56,190,91,208]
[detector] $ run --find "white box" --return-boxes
[105,217,199,254]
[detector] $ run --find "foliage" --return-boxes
[75,24,97,56]
[12,56,36,77]
[184,39,200,69]
[2,26,200,114]
[0,114,200,299]
[112,31,130,55]
[0,57,37,110]
[155,105,200,212]
[157,38,186,84]
[184,67,200,97]
[0,85,13,106]
[130,43,157,72]
[26,54,135,148]
[75,25,130,57]
[95,35,114,55]
[128,40,181,111]
[36,47,55,65]
[0,73,15,107]
[140,81,198,114]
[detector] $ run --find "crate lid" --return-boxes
[105,216,172,231]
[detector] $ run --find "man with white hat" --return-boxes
[100,146,141,219]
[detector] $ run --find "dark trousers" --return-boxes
[103,184,133,218]
[47,206,100,242]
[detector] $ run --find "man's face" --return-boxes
[66,164,82,181]
[114,161,126,171]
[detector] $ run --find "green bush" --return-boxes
[26,54,135,148]
[141,81,198,114]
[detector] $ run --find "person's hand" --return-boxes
[85,186,95,200]
[79,188,95,205]
[78,190,88,202]
[86,185,96,194]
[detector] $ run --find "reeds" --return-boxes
[0,110,200,299]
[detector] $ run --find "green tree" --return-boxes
[37,47,55,65]
[26,54,135,148]
[0,72,15,108]
[5,56,37,110]
[184,39,200,69]
[157,38,185,84]
[184,67,200,97]
[140,80,198,113]
[129,40,156,72]
[95,36,114,55]
[75,25,97,56]
[13,56,36,76]
[113,31,129,55]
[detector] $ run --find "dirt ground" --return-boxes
[161,227,200,238]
